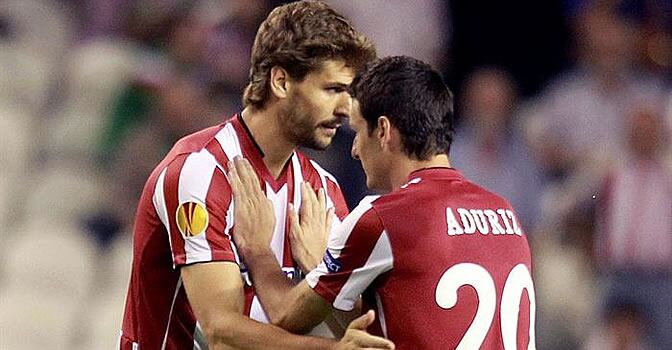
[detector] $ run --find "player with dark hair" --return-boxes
[230,56,536,349]
[119,1,395,349]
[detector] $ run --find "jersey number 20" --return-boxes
[435,263,536,350]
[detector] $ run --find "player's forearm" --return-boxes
[241,248,305,326]
[204,312,335,350]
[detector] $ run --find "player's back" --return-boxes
[371,168,535,349]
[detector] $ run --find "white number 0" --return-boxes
[435,263,536,350]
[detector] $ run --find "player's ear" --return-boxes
[377,116,392,150]
[269,66,291,99]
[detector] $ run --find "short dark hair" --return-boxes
[350,56,455,160]
[243,1,376,108]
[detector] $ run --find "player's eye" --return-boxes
[326,86,346,93]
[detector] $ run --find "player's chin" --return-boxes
[301,134,333,150]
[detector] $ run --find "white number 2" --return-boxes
[435,263,536,350]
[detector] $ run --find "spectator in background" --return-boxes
[94,1,272,238]
[451,67,543,229]
[326,0,449,69]
[526,2,666,229]
[593,108,672,349]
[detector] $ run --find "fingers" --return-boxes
[344,311,395,349]
[300,182,317,216]
[347,310,375,330]
[288,203,301,237]
[350,331,395,349]
[318,187,327,210]
[227,157,264,198]
[227,159,244,199]
[234,157,263,199]
[325,207,335,232]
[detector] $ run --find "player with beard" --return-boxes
[119,2,395,349]
[229,56,536,349]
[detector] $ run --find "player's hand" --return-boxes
[227,157,275,255]
[289,182,334,272]
[334,310,395,350]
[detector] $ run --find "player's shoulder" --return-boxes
[461,177,515,210]
[336,195,384,236]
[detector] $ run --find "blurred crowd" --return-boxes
[0,0,670,349]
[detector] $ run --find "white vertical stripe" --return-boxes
[179,150,218,264]
[216,122,252,283]
[153,168,175,267]
[375,292,388,338]
[333,230,393,311]
[161,277,183,350]
[215,123,243,160]
[266,184,288,264]
[249,295,271,323]
[132,343,139,350]
[292,154,303,212]
[309,159,337,210]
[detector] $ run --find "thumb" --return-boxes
[347,310,375,330]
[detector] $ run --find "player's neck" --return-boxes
[241,106,296,179]
[388,154,451,191]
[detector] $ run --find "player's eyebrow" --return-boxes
[324,82,349,88]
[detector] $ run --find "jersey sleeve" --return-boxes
[306,196,393,311]
[152,150,237,267]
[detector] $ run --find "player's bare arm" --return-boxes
[228,157,394,349]
[181,261,392,350]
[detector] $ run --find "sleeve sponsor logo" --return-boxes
[176,201,209,238]
[323,250,342,273]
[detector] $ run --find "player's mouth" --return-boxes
[318,121,341,135]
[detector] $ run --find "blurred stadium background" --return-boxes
[0,0,670,349]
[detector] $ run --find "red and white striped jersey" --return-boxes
[307,168,536,350]
[120,114,349,350]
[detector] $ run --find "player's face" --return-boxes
[350,103,388,191]
[281,59,354,150]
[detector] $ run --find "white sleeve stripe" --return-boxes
[306,198,379,289]
[333,230,393,311]
[327,196,380,259]
[179,149,218,264]
[215,123,243,160]
[152,168,175,267]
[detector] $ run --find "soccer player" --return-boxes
[119,1,395,349]
[229,56,536,349]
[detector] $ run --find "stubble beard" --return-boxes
[282,103,331,151]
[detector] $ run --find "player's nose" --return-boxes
[334,93,352,118]
[351,141,360,160]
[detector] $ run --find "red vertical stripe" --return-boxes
[204,168,237,262]
[164,155,190,265]
[326,178,349,220]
